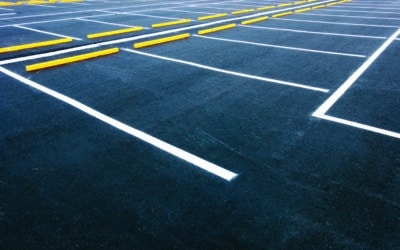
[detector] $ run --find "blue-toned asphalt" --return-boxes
[1,0,399,249]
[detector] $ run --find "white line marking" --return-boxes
[239,24,386,40]
[317,8,400,15]
[277,17,399,28]
[335,5,400,11]
[0,66,238,181]
[301,12,400,21]
[76,18,149,29]
[316,114,400,139]
[0,13,115,28]
[0,12,15,16]
[209,2,256,7]
[30,4,56,8]
[122,48,330,93]
[183,5,236,11]
[122,13,185,20]
[348,3,400,8]
[313,28,400,116]
[0,7,13,11]
[14,25,83,41]
[160,8,215,15]
[194,34,366,58]
[0,2,192,20]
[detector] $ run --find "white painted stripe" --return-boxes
[122,13,185,20]
[0,12,16,16]
[348,3,400,8]
[0,1,195,21]
[302,12,400,21]
[194,34,366,58]
[160,8,215,15]
[0,10,93,21]
[27,4,56,8]
[336,5,400,11]
[209,2,256,8]
[316,114,400,139]
[76,18,149,29]
[318,8,400,15]
[0,7,13,11]
[239,24,386,40]
[277,17,398,28]
[313,28,400,116]
[14,25,83,41]
[184,5,236,11]
[0,14,115,28]
[122,48,330,93]
[0,66,238,181]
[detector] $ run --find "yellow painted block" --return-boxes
[278,3,292,7]
[326,2,338,6]
[152,19,191,28]
[294,1,307,5]
[241,16,269,25]
[27,1,52,4]
[312,4,325,9]
[294,7,311,13]
[134,33,190,49]
[87,26,143,39]
[26,48,119,72]
[0,37,72,54]
[198,23,236,35]
[257,5,275,11]
[0,1,19,6]
[197,13,227,21]
[307,0,317,2]
[231,9,254,15]
[272,11,293,18]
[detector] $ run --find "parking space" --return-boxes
[1,0,400,249]
[326,40,400,133]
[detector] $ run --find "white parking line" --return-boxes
[27,4,57,8]
[160,8,215,15]
[122,48,330,93]
[14,25,83,41]
[312,28,400,139]
[0,12,16,16]
[0,1,202,21]
[336,5,400,11]
[121,13,185,20]
[0,66,239,181]
[277,18,399,28]
[317,8,400,15]
[301,12,400,21]
[76,18,150,29]
[194,34,366,58]
[240,24,386,40]
[314,114,400,139]
[0,7,13,11]
[0,13,115,28]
